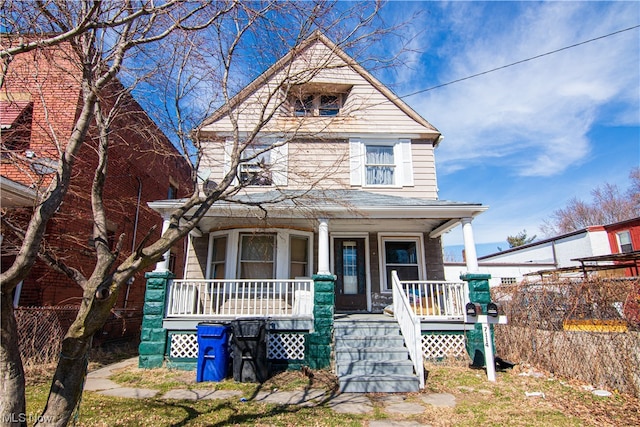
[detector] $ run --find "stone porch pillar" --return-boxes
[306,274,336,369]
[138,271,173,368]
[461,273,493,368]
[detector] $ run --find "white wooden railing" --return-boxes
[400,279,467,321]
[391,271,425,389]
[165,279,314,318]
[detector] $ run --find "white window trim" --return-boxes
[207,228,313,279]
[378,233,426,293]
[349,138,413,188]
[616,230,633,253]
[224,138,288,187]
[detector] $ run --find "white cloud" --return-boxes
[400,1,640,178]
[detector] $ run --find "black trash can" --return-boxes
[196,322,230,382]
[230,318,269,383]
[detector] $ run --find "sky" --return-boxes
[373,1,640,259]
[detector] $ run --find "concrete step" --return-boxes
[338,374,420,393]
[334,322,401,337]
[335,335,406,349]
[335,346,410,362]
[336,360,415,376]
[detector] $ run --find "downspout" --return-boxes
[124,176,142,309]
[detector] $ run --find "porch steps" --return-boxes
[334,315,420,393]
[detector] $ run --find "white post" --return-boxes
[461,217,479,272]
[317,218,331,275]
[482,323,497,382]
[464,313,508,382]
[154,215,172,272]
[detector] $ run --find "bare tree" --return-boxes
[540,167,640,236]
[1,1,415,425]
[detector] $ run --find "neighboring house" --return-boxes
[446,217,640,285]
[0,40,192,343]
[140,32,489,392]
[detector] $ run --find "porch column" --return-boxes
[138,270,173,368]
[317,218,331,275]
[462,217,479,272]
[153,214,171,272]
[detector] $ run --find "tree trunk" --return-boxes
[0,292,26,427]
[35,284,116,427]
[35,336,91,427]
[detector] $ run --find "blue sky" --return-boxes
[374,1,640,258]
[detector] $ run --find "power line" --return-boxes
[400,24,640,99]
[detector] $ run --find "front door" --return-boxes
[334,238,367,312]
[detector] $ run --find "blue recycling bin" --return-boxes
[196,323,230,382]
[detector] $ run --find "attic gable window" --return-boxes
[286,84,351,117]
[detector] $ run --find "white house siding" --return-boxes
[184,235,208,280]
[444,263,556,287]
[199,40,438,139]
[472,226,613,284]
[198,138,438,199]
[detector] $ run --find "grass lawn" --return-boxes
[23,354,640,427]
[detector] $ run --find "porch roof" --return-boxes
[149,189,487,236]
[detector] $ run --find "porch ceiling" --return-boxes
[149,189,488,235]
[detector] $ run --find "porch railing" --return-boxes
[391,271,424,389]
[165,279,314,318]
[400,279,467,321]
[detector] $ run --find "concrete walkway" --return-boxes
[85,358,457,426]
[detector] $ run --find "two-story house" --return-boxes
[140,32,488,392]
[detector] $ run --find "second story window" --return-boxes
[365,145,395,186]
[617,230,633,253]
[240,145,272,186]
[350,138,414,188]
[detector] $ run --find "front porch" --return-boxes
[138,272,486,391]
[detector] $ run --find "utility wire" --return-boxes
[399,24,640,99]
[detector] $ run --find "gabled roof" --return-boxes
[199,31,440,141]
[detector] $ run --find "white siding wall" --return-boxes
[197,39,440,200]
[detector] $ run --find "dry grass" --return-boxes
[23,359,640,426]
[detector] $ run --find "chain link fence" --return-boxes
[493,277,640,397]
[14,306,142,366]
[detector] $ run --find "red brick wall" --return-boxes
[1,41,192,329]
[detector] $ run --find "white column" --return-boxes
[317,218,331,275]
[462,217,479,272]
[154,215,172,272]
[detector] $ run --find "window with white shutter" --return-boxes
[349,138,413,187]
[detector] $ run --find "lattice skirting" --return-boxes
[267,333,305,360]
[421,333,467,359]
[168,332,305,360]
[169,333,199,358]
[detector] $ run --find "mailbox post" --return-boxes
[465,303,507,382]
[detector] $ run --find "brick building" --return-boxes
[1,40,192,343]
